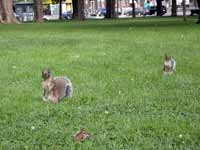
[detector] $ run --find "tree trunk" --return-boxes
[111,0,115,18]
[182,0,186,21]
[132,0,135,18]
[0,1,3,23]
[72,0,78,19]
[156,0,162,16]
[72,0,84,20]
[78,0,84,20]
[95,0,98,10]
[33,0,43,22]
[116,0,118,17]
[171,0,177,16]
[0,0,18,23]
[59,0,62,20]
[106,0,112,18]
[197,0,200,23]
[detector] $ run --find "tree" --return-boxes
[59,0,62,20]
[106,0,115,18]
[131,0,135,18]
[95,0,98,10]
[111,0,115,18]
[72,0,78,18]
[78,0,84,20]
[197,0,200,24]
[182,0,186,21]
[72,0,84,20]
[156,0,162,16]
[116,0,119,17]
[33,0,43,22]
[0,0,17,23]
[171,0,177,16]
[106,0,111,18]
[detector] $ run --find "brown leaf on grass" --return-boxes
[72,128,91,142]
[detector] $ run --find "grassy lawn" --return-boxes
[0,17,200,149]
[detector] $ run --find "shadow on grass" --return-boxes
[50,16,197,29]
[0,16,198,32]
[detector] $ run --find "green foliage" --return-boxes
[0,18,199,149]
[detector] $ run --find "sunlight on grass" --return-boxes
[0,18,199,149]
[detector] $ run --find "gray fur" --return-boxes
[54,76,73,100]
[163,57,176,75]
[171,59,176,72]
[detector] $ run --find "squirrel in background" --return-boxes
[163,54,176,75]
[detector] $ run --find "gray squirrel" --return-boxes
[163,54,176,75]
[41,69,73,103]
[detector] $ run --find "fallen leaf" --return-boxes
[72,128,91,142]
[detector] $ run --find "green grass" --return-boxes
[0,17,200,150]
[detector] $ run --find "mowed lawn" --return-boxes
[0,17,199,149]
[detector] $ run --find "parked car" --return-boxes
[14,12,34,22]
[127,8,144,16]
[14,13,20,21]
[14,2,34,22]
[190,9,200,16]
[126,6,167,16]
[97,8,107,16]
[43,11,72,21]
[43,15,59,20]
[62,11,72,19]
[149,6,167,16]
